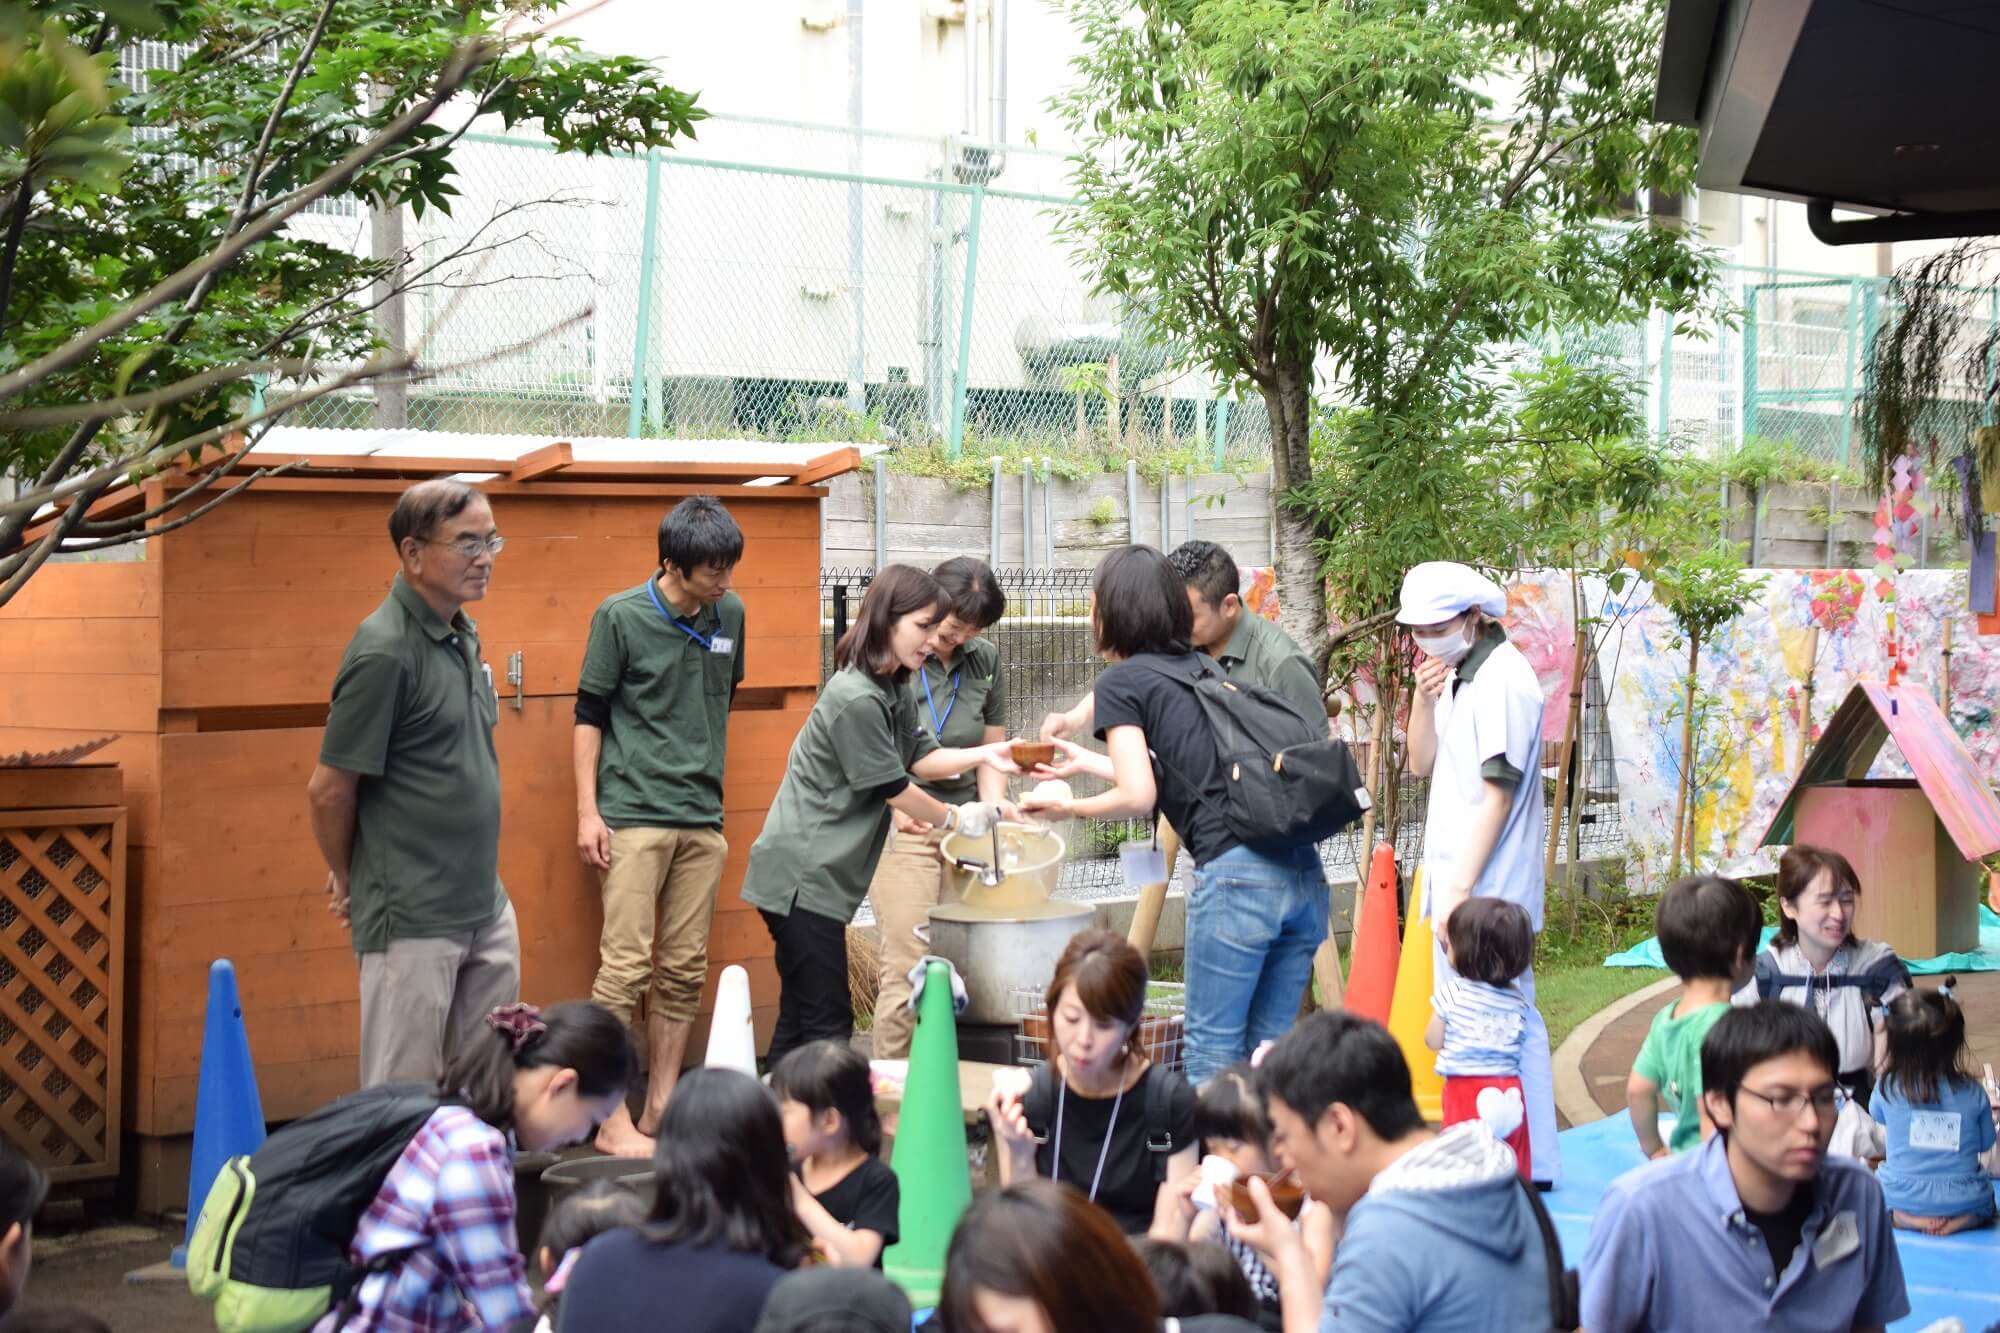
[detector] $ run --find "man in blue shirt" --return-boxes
[1580,1001,1909,1332]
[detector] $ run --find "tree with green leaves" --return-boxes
[0,0,702,603]
[1052,0,1719,682]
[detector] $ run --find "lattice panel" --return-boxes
[0,809,126,1182]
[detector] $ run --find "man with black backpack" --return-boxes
[1023,547,1364,1087]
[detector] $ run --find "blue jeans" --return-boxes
[1183,843,1329,1087]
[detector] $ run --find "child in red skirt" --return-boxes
[1425,898,1535,1180]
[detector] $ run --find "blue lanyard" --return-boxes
[646,578,714,650]
[921,664,961,737]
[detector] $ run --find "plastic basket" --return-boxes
[1010,981,1185,1071]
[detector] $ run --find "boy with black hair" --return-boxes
[574,494,747,1155]
[1222,1012,1553,1333]
[1580,1001,1910,1333]
[0,1141,48,1317]
[1628,873,1764,1157]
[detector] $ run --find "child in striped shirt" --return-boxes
[1426,898,1535,1180]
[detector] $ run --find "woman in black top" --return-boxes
[987,929,1198,1233]
[1020,545,1329,1087]
[558,1068,805,1332]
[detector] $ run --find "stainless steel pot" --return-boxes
[924,899,1095,1026]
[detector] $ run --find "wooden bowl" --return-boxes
[1009,741,1056,769]
[1226,1171,1305,1223]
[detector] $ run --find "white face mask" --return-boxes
[1414,622,1474,665]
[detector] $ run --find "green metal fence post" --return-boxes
[627,148,663,438]
[1841,277,1864,468]
[1741,279,1761,442]
[946,185,986,458]
[1657,309,1673,439]
[1213,399,1230,468]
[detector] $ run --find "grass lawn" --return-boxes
[1537,960,1667,1051]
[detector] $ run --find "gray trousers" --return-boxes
[358,900,522,1087]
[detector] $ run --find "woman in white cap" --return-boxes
[1397,560,1559,1187]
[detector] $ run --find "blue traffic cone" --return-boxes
[174,960,266,1266]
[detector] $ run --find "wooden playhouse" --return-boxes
[0,431,861,1206]
[1762,680,2000,959]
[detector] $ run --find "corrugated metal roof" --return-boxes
[0,736,117,768]
[253,427,887,469]
[1761,682,2000,860]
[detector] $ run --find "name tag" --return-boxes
[709,636,734,655]
[1908,1110,1962,1151]
[1812,1210,1860,1268]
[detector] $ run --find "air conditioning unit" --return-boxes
[952,142,1004,186]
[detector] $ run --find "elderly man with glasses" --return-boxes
[307,478,520,1087]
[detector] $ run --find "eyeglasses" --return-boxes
[429,534,505,558]
[1738,1084,1840,1119]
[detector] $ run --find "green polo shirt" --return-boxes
[741,666,940,923]
[910,636,1006,804]
[320,574,505,954]
[578,579,746,828]
[1217,610,1325,727]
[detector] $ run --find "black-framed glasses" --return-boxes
[1738,1084,1839,1119]
[430,534,505,558]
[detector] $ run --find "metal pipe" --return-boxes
[1806,199,2000,247]
[1041,456,1054,563]
[873,454,888,569]
[1159,468,1171,550]
[990,0,1008,143]
[1126,459,1140,544]
[964,0,979,138]
[846,0,866,411]
[1184,462,1197,543]
[1021,458,1034,567]
[990,455,1002,567]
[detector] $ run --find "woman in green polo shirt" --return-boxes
[865,557,1012,1059]
[743,563,1019,1067]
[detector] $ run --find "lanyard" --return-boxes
[1051,1066,1125,1205]
[646,578,715,650]
[921,664,961,737]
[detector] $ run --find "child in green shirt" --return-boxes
[1627,873,1762,1156]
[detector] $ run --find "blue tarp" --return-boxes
[1604,906,2000,973]
[1546,1114,2000,1331]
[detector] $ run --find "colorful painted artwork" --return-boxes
[1244,562,2000,887]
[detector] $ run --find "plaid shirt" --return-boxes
[316,1105,535,1333]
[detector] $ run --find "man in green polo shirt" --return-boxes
[574,495,746,1156]
[307,479,518,1088]
[1170,539,1329,729]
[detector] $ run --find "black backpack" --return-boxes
[1517,1176,1581,1332]
[1133,657,1370,852]
[186,1083,456,1333]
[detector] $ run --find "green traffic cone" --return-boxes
[882,959,973,1309]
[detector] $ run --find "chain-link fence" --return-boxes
[822,567,1624,917]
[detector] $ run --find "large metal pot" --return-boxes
[925,898,1094,1025]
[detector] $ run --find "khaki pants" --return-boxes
[867,826,961,1059]
[590,825,727,1025]
[358,900,521,1088]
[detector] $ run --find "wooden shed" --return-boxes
[1761,681,2000,959]
[0,430,863,1206]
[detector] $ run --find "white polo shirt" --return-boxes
[1419,628,1547,931]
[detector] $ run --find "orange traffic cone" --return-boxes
[1343,844,1400,1022]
